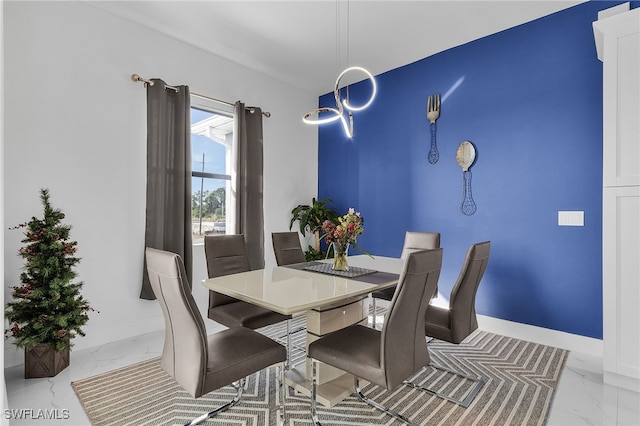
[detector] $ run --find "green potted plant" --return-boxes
[289,197,339,261]
[4,189,96,378]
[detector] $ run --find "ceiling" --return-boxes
[90,1,585,96]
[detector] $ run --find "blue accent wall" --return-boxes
[318,1,638,339]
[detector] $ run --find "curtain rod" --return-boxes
[131,74,271,118]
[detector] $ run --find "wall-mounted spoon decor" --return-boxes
[456,140,477,215]
[426,93,440,164]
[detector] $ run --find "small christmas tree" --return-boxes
[5,188,95,352]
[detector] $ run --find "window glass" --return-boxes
[191,105,233,243]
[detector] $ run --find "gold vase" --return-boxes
[332,242,350,271]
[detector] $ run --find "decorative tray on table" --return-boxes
[301,262,377,278]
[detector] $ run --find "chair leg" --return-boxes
[311,359,322,426]
[273,319,306,368]
[404,363,484,408]
[286,319,292,370]
[275,319,307,370]
[276,362,286,426]
[371,297,377,329]
[311,359,419,426]
[184,378,245,426]
[354,377,419,426]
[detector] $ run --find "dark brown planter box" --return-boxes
[24,344,70,378]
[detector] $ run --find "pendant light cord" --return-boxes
[302,0,376,138]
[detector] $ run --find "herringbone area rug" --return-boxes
[72,313,568,425]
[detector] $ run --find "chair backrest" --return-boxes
[381,248,443,389]
[272,232,306,266]
[448,241,491,343]
[400,231,441,260]
[204,234,251,277]
[145,247,207,398]
[204,234,251,308]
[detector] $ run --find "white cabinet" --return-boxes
[593,3,640,392]
[602,186,639,389]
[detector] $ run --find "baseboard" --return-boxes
[376,297,604,357]
[3,316,165,369]
[4,312,604,368]
[604,370,640,393]
[477,314,603,357]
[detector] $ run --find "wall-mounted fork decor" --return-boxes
[426,93,441,164]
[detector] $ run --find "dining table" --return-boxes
[201,254,404,407]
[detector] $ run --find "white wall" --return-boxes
[1,0,9,418]
[3,1,319,367]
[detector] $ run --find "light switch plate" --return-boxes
[558,211,584,226]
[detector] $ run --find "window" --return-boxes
[190,101,234,244]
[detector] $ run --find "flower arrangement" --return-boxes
[289,197,339,261]
[321,208,368,271]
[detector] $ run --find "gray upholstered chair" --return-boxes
[370,231,441,328]
[205,234,291,329]
[308,249,443,426]
[405,240,491,407]
[272,231,306,266]
[205,234,294,367]
[145,247,287,426]
[271,231,308,364]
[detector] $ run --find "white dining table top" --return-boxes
[201,255,405,315]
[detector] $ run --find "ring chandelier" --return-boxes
[303,66,377,138]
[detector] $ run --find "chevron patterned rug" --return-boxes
[72,313,568,425]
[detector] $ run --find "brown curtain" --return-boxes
[234,102,265,270]
[140,79,192,300]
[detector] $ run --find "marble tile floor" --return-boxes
[3,327,639,426]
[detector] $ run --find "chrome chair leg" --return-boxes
[311,360,419,426]
[354,377,419,426]
[311,359,322,426]
[274,319,307,370]
[371,296,378,328]
[185,377,245,426]
[276,363,286,426]
[286,319,292,370]
[273,318,307,368]
[404,363,484,408]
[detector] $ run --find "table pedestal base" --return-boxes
[285,365,354,408]
[285,296,368,407]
